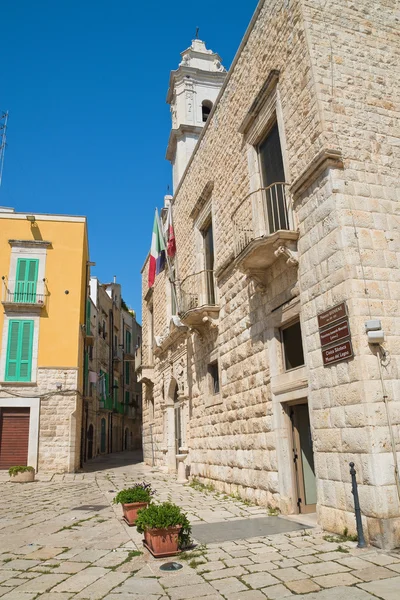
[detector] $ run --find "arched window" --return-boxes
[202,100,213,123]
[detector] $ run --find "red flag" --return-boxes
[166,202,176,258]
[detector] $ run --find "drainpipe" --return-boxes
[80,260,91,469]
[121,319,125,451]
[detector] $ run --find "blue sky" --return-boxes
[0,0,257,320]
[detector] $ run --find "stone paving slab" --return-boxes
[1,453,400,600]
[192,517,307,544]
[359,575,400,600]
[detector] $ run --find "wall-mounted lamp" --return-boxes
[26,215,36,222]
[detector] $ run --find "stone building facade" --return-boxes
[138,0,400,548]
[84,277,142,461]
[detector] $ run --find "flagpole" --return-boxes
[156,208,180,314]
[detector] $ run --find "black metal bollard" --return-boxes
[349,462,367,548]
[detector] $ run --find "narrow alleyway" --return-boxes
[0,453,399,599]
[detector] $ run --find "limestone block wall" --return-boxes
[140,0,400,546]
[295,0,400,547]
[36,368,80,472]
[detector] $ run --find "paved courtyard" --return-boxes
[0,452,399,600]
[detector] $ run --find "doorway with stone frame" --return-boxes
[287,400,317,514]
[165,377,184,472]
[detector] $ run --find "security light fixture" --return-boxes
[26,215,36,222]
[365,319,384,344]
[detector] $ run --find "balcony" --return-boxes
[135,346,154,384]
[134,347,142,372]
[178,270,219,329]
[2,279,48,311]
[113,346,123,362]
[232,183,298,289]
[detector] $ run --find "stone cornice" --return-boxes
[189,181,214,220]
[167,66,226,104]
[238,69,280,136]
[290,148,344,200]
[166,124,203,161]
[8,239,52,249]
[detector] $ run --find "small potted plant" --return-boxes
[113,482,155,526]
[9,466,35,483]
[136,501,191,558]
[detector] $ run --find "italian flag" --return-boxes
[148,209,166,288]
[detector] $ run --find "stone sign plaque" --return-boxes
[322,340,353,366]
[318,302,347,329]
[319,319,350,348]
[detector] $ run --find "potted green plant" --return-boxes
[136,501,191,557]
[113,482,155,526]
[9,466,35,483]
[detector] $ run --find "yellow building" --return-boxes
[0,207,89,472]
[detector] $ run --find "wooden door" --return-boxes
[290,403,317,514]
[0,408,30,469]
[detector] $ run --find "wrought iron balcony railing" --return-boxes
[179,270,217,316]
[2,279,48,307]
[233,182,292,258]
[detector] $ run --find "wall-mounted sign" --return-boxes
[318,302,353,366]
[319,319,350,348]
[318,302,347,329]
[322,340,353,366]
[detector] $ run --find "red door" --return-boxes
[0,408,30,469]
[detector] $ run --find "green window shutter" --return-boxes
[16,259,38,303]
[125,391,130,405]
[105,372,109,398]
[5,321,20,380]
[125,361,130,385]
[125,330,131,353]
[6,320,34,381]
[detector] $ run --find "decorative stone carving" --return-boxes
[274,245,299,266]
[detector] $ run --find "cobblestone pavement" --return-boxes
[0,452,400,599]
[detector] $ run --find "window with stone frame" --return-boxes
[208,360,220,395]
[280,320,305,371]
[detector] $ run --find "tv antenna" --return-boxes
[0,110,9,189]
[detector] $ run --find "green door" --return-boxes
[15,259,39,303]
[5,320,34,382]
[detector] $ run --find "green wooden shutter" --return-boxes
[5,320,34,381]
[125,391,130,404]
[125,330,131,353]
[5,321,20,380]
[16,259,38,303]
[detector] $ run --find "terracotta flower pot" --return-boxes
[10,469,35,483]
[144,526,182,558]
[121,502,148,526]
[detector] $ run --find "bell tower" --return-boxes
[166,38,226,192]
